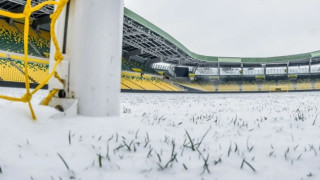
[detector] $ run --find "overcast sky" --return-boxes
[124,0,320,57]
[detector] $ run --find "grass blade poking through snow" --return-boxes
[240,159,256,172]
[185,130,195,151]
[147,148,153,158]
[196,127,211,149]
[106,143,110,161]
[57,153,70,171]
[98,154,103,168]
[197,149,210,174]
[183,163,188,170]
[68,130,71,145]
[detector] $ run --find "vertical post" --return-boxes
[218,62,220,79]
[309,58,312,75]
[240,63,243,77]
[68,0,123,116]
[53,0,124,116]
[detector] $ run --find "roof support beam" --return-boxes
[123,16,189,63]
[124,48,141,60]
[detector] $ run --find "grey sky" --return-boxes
[124,0,320,57]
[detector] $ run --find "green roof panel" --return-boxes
[311,51,320,57]
[218,58,241,62]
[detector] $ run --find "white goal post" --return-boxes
[49,0,124,117]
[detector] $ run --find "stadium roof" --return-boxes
[0,0,53,19]
[123,8,320,65]
[0,2,318,65]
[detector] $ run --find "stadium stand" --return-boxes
[121,72,182,91]
[261,80,276,91]
[0,6,319,94]
[296,79,313,90]
[13,60,48,84]
[178,81,215,92]
[0,19,49,57]
[174,79,320,92]
[1,54,182,92]
[314,79,320,90]
[278,80,294,91]
[0,19,24,54]
[242,82,259,91]
[37,30,51,58]
[0,58,48,84]
[218,81,239,92]
[0,58,25,83]
[14,22,50,57]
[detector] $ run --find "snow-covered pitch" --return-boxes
[0,88,320,180]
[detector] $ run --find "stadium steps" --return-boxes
[33,29,51,58]
[120,72,183,91]
[311,79,317,90]
[290,81,297,90]
[0,58,25,82]
[8,60,38,84]
[135,78,163,91]
[213,81,219,92]
[34,29,50,47]
[164,81,184,91]
[256,81,262,91]
[121,82,130,89]
[157,81,176,91]
[26,64,48,83]
[35,30,51,58]
[150,82,166,90]
[151,81,166,91]
[314,80,320,90]
[38,30,50,42]
[237,81,242,91]
[156,79,183,91]
[178,82,213,92]
[121,76,145,90]
[12,23,43,57]
[178,84,204,92]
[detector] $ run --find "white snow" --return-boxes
[0,87,320,180]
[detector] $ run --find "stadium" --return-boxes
[0,4,319,93]
[0,0,320,180]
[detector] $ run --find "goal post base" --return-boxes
[40,98,78,118]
